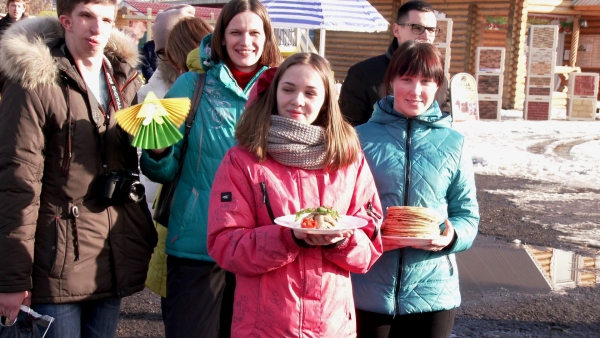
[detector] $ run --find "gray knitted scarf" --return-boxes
[267,115,326,170]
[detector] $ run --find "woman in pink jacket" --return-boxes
[207,52,383,338]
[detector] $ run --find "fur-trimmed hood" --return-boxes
[0,16,140,89]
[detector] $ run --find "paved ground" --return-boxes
[116,174,600,338]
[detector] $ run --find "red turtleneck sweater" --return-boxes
[226,59,262,90]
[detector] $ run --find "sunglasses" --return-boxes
[397,23,441,36]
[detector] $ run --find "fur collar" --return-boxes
[0,16,140,89]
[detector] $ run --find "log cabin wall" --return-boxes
[327,0,600,109]
[321,0,394,83]
[424,0,524,108]
[579,13,600,99]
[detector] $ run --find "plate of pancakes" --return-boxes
[381,206,443,247]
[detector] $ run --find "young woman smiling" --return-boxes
[207,52,383,338]
[139,0,281,337]
[352,41,480,338]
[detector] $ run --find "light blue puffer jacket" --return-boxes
[352,96,479,315]
[140,34,269,262]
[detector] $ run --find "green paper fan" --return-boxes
[131,117,183,149]
[115,91,191,149]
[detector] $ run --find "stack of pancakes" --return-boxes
[382,206,442,238]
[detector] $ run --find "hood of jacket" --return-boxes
[199,33,213,73]
[186,47,202,73]
[0,16,140,90]
[370,95,452,128]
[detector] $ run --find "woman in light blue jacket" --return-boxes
[140,0,281,336]
[352,41,479,338]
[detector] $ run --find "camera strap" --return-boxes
[95,60,125,175]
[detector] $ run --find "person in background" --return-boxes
[140,39,157,83]
[352,41,479,338]
[139,0,281,336]
[140,14,213,328]
[207,52,383,338]
[0,0,156,336]
[122,20,146,45]
[0,0,26,95]
[165,17,213,74]
[137,5,196,102]
[339,1,450,126]
[0,0,26,38]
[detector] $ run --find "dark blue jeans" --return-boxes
[32,297,121,338]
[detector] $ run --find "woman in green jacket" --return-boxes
[140,0,281,336]
[352,41,480,338]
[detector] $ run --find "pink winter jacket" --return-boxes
[208,145,383,338]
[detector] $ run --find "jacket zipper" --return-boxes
[403,119,412,206]
[394,249,403,316]
[395,119,412,316]
[260,182,275,223]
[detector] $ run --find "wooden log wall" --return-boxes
[322,0,394,83]
[579,15,600,73]
[326,0,600,108]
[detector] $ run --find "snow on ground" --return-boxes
[454,110,600,248]
[453,110,600,189]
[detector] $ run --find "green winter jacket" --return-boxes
[352,96,480,315]
[140,34,268,261]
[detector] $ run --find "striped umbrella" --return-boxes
[261,0,389,32]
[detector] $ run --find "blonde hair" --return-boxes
[236,53,360,171]
[166,17,213,72]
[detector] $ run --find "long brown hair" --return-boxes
[210,0,281,67]
[236,53,360,171]
[166,17,213,72]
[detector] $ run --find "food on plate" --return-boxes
[295,206,340,229]
[382,206,442,238]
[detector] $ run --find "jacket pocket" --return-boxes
[180,187,199,235]
[34,211,66,279]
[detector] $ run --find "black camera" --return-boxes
[100,170,146,205]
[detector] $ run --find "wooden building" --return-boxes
[324,0,600,110]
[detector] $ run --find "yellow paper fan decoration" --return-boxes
[115,91,191,149]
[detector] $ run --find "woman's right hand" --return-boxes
[151,148,167,154]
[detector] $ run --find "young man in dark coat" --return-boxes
[339,1,450,126]
[0,0,156,336]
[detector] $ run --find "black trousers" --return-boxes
[164,256,235,338]
[356,308,456,338]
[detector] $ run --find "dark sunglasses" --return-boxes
[397,23,441,36]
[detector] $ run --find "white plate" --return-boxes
[382,235,440,247]
[274,215,368,234]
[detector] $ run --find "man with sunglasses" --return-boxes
[340,1,450,126]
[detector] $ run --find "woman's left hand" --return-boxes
[413,219,455,252]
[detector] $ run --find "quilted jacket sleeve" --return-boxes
[139,73,196,183]
[322,155,383,274]
[207,150,302,277]
[0,85,46,292]
[445,140,480,254]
